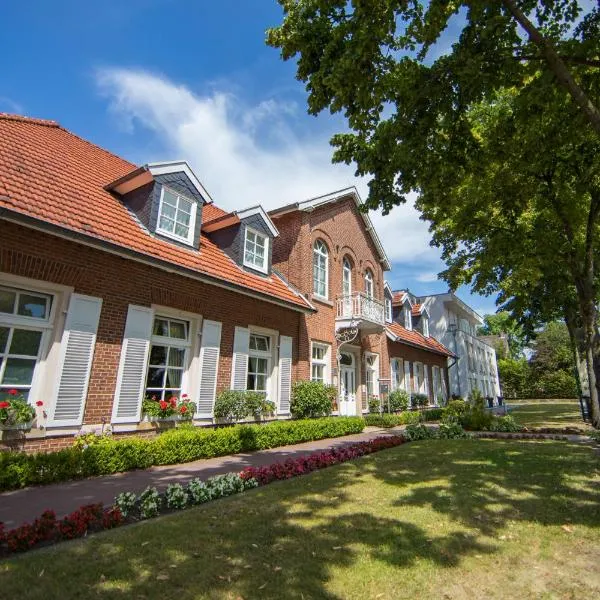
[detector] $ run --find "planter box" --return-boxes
[143,415,180,423]
[0,420,34,431]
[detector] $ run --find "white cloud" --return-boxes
[415,271,440,283]
[96,68,440,265]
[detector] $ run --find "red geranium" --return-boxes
[0,401,9,409]
[169,397,177,407]
[36,401,43,407]
[159,401,168,410]
[182,394,188,399]
[8,389,18,396]
[179,405,187,414]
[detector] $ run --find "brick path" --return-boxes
[0,427,400,528]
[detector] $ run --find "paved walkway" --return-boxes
[0,426,401,528]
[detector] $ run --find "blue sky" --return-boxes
[1,0,498,317]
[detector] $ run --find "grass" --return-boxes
[1,438,599,599]
[508,398,592,430]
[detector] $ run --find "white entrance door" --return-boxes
[339,352,357,416]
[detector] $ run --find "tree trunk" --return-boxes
[565,313,587,397]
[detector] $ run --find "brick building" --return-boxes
[0,114,453,451]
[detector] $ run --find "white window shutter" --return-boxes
[404,361,412,399]
[197,320,222,417]
[390,360,398,391]
[424,364,430,399]
[278,335,293,414]
[231,326,249,390]
[51,294,103,427]
[112,305,153,423]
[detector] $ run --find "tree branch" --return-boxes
[516,54,600,68]
[502,0,600,136]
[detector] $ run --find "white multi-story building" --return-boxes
[419,292,501,402]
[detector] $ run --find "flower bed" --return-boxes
[0,416,365,492]
[0,435,405,557]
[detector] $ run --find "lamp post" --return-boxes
[448,323,461,397]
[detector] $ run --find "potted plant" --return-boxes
[177,395,196,421]
[0,390,40,430]
[142,395,178,422]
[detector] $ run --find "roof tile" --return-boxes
[387,321,454,357]
[0,114,311,310]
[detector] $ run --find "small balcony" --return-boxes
[335,293,385,333]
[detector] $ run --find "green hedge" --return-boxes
[364,408,444,428]
[0,417,365,492]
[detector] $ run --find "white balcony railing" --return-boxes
[336,293,385,326]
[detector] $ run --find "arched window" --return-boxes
[313,240,328,298]
[364,269,374,298]
[342,257,352,297]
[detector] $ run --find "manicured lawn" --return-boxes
[508,398,592,430]
[1,439,599,599]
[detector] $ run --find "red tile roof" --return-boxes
[411,303,422,317]
[392,291,407,305]
[386,321,454,357]
[0,114,312,311]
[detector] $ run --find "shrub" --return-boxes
[488,415,522,432]
[139,487,161,519]
[368,396,381,414]
[403,423,437,441]
[460,407,494,431]
[468,389,486,410]
[364,411,421,428]
[0,417,364,492]
[188,478,212,504]
[388,390,410,412]
[588,430,600,442]
[443,400,469,420]
[244,392,275,420]
[413,393,429,408]
[290,381,336,419]
[213,390,249,422]
[421,408,443,422]
[114,491,137,517]
[438,422,469,439]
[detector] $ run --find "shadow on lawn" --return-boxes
[1,439,598,600]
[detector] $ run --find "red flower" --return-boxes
[179,406,187,414]
[8,389,18,396]
[159,401,168,410]
[169,397,177,407]
[182,394,188,399]
[0,401,9,409]
[36,400,43,407]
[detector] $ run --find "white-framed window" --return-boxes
[0,286,53,401]
[364,269,374,298]
[311,341,331,384]
[244,227,269,273]
[145,316,191,401]
[157,186,197,246]
[403,304,412,330]
[342,257,352,296]
[423,315,429,337]
[247,333,272,399]
[385,296,392,322]
[313,240,328,298]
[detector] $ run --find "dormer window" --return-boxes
[244,227,268,273]
[157,187,197,246]
[403,304,412,330]
[385,296,392,322]
[423,316,429,337]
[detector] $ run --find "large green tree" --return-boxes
[478,312,526,358]
[268,1,600,425]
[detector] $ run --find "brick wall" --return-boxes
[0,221,303,450]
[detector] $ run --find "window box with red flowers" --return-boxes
[0,390,42,431]
[142,394,196,422]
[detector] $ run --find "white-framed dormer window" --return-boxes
[0,285,54,402]
[156,186,197,246]
[313,240,329,298]
[145,316,191,401]
[311,341,331,384]
[423,315,429,337]
[244,227,269,274]
[364,269,374,298]
[342,257,352,297]
[385,296,392,322]
[403,304,412,330]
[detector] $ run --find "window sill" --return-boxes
[311,295,333,307]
